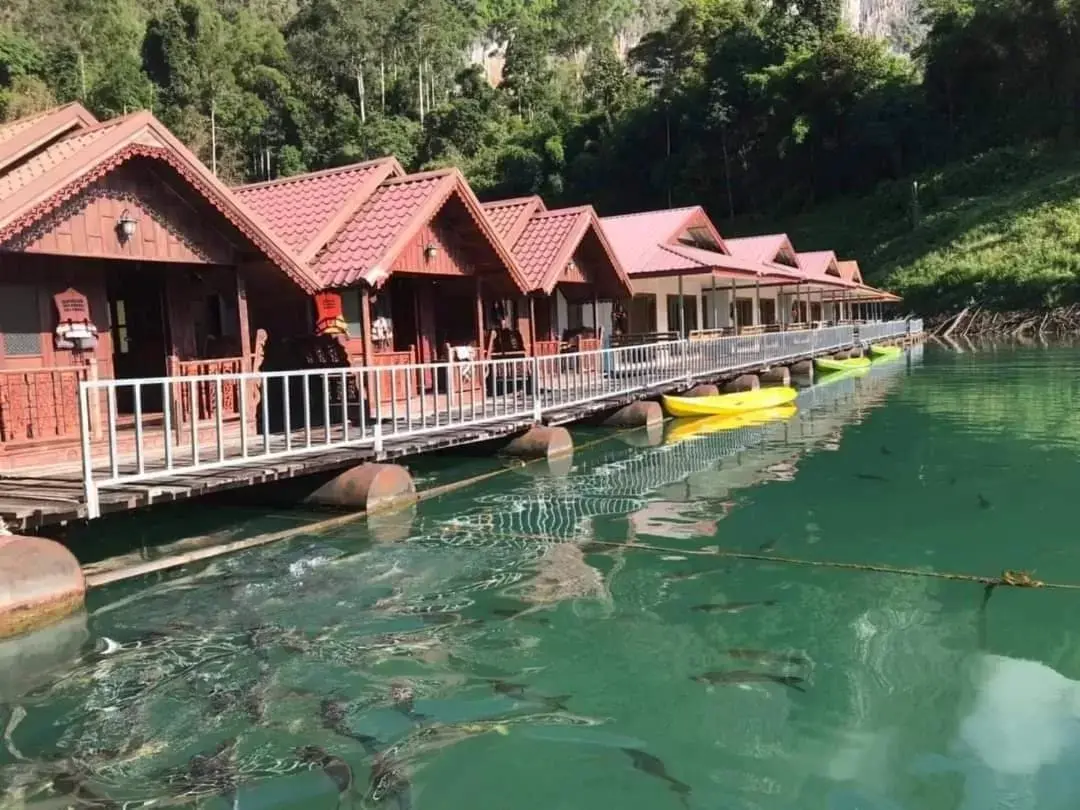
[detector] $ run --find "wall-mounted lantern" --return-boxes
[423,243,438,261]
[116,209,138,243]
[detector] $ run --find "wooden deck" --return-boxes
[0,334,881,532]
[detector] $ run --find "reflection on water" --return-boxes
[12,344,1080,809]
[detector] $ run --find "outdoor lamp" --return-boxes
[424,243,438,261]
[116,209,138,242]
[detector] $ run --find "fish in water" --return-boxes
[880,446,892,456]
[52,769,118,809]
[978,493,992,510]
[691,670,806,692]
[487,679,571,712]
[723,648,811,667]
[491,608,552,625]
[621,748,691,806]
[757,539,777,553]
[855,473,889,482]
[368,751,412,810]
[691,600,778,614]
[296,745,354,794]
[390,682,431,725]
[321,699,381,752]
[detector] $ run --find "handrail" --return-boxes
[74,321,915,518]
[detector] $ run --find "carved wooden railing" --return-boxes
[171,356,245,424]
[0,365,90,444]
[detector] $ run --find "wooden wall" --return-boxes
[11,159,236,265]
[390,218,478,278]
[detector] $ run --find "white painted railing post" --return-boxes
[532,355,542,422]
[78,382,100,520]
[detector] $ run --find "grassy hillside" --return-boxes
[771,145,1080,314]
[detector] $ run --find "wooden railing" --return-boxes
[0,365,91,444]
[171,356,246,424]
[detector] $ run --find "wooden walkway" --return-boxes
[0,339,873,532]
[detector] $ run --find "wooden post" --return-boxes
[361,286,375,413]
[677,275,685,336]
[711,274,718,330]
[236,270,252,373]
[754,278,761,326]
[86,356,101,441]
[474,277,485,352]
[730,278,738,333]
[592,295,599,337]
[529,296,537,351]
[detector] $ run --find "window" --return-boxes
[701,290,724,329]
[679,227,720,251]
[0,284,42,356]
[760,299,777,325]
[629,294,656,333]
[111,299,130,355]
[341,289,363,337]
[666,294,697,334]
[733,297,753,327]
[567,302,586,331]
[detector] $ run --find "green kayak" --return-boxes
[815,356,871,373]
[869,344,903,359]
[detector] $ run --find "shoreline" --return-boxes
[927,306,1080,339]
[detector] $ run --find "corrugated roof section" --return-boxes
[599,207,703,270]
[797,250,851,285]
[312,171,451,287]
[235,158,399,254]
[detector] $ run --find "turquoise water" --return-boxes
[7,344,1080,809]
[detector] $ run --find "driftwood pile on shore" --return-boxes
[929,305,1080,338]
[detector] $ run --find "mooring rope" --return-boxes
[454,530,1064,592]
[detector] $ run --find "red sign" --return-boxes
[54,287,90,323]
[314,291,343,322]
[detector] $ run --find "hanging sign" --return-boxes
[54,287,90,323]
[53,287,98,350]
[314,291,348,336]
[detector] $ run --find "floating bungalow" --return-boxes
[0,103,317,470]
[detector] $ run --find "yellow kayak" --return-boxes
[815,356,871,373]
[662,386,798,418]
[869,344,903,359]
[667,405,798,443]
[813,365,869,386]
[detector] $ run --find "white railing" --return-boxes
[76,326,856,518]
[909,318,924,335]
[857,319,909,344]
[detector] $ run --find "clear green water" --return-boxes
[7,344,1080,809]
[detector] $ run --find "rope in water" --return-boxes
[469,530,1064,591]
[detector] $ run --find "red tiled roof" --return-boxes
[235,157,403,259]
[482,196,545,244]
[501,205,632,295]
[311,168,529,292]
[0,107,319,292]
[0,103,98,175]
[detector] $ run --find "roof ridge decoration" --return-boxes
[234,156,404,191]
[0,109,320,293]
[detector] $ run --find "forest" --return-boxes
[2,0,1079,309]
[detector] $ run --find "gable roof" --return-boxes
[837,259,863,284]
[0,107,320,293]
[310,168,528,292]
[235,157,403,262]
[0,103,99,176]
[482,196,545,246]
[797,250,850,286]
[599,206,729,272]
[499,204,632,296]
[726,234,802,272]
